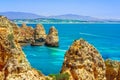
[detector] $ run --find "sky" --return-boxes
[0,0,120,19]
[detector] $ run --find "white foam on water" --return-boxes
[79,32,115,39]
[29,54,37,57]
[47,47,66,52]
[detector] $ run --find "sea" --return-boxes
[18,23,120,75]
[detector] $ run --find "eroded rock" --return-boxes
[18,23,34,44]
[61,39,106,80]
[31,24,46,46]
[34,24,46,40]
[45,26,59,47]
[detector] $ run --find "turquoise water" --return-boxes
[18,24,120,75]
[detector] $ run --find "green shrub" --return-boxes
[8,33,14,41]
[7,33,15,48]
[49,73,70,80]
[46,77,51,80]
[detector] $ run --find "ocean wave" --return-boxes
[47,47,66,52]
[28,54,37,57]
[79,32,116,39]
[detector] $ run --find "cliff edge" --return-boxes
[0,16,46,80]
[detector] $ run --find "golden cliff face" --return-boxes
[0,16,46,80]
[61,39,106,80]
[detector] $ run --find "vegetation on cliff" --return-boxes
[48,73,70,80]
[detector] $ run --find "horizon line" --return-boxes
[0,11,120,20]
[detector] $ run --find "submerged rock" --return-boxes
[45,26,59,47]
[0,16,46,80]
[31,24,46,46]
[105,59,120,80]
[61,39,106,80]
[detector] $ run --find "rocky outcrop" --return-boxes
[0,16,46,80]
[105,59,120,80]
[9,22,59,47]
[18,23,34,43]
[45,26,59,47]
[0,16,19,40]
[31,24,46,46]
[34,24,46,40]
[61,39,106,80]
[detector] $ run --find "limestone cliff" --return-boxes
[105,59,120,80]
[61,39,106,80]
[45,26,59,47]
[31,24,46,46]
[0,16,46,80]
[18,23,34,43]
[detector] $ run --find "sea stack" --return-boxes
[61,39,106,80]
[0,16,46,80]
[31,24,46,46]
[18,23,34,44]
[45,26,59,47]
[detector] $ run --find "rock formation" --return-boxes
[18,23,34,44]
[105,59,120,80]
[45,26,59,47]
[34,24,46,40]
[31,24,46,46]
[61,39,106,80]
[0,16,46,80]
[2,15,120,80]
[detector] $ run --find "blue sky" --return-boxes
[0,0,120,19]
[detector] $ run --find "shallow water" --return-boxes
[18,24,120,75]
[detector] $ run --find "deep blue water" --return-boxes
[18,24,120,75]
